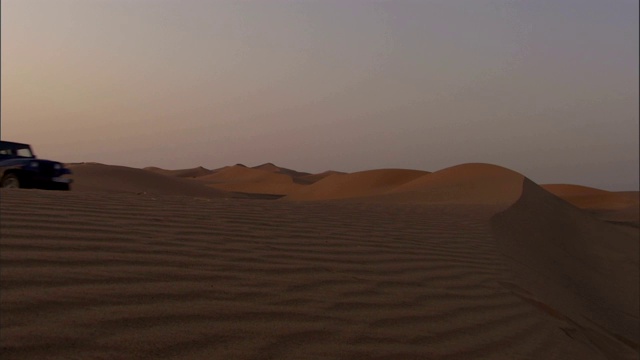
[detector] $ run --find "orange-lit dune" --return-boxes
[542,183,638,209]
[298,170,346,184]
[252,162,311,182]
[144,166,213,178]
[196,165,303,195]
[542,184,611,197]
[286,163,524,207]
[378,163,525,206]
[284,168,429,201]
[542,184,639,225]
[142,166,172,175]
[67,163,230,198]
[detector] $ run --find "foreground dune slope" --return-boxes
[0,188,614,359]
[492,178,639,359]
[67,163,231,198]
[284,169,429,201]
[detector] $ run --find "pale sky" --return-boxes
[2,0,638,190]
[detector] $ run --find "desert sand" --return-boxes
[195,165,304,196]
[1,162,638,359]
[542,184,639,226]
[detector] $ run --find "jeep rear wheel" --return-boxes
[1,174,21,188]
[52,182,70,191]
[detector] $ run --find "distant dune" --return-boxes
[543,183,638,209]
[251,162,311,183]
[195,165,303,195]
[67,163,230,198]
[298,170,347,184]
[284,168,429,201]
[286,163,525,207]
[144,166,213,178]
[542,184,639,225]
[377,163,525,206]
[541,184,611,197]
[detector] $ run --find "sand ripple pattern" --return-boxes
[1,190,603,359]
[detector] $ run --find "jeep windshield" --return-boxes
[0,142,35,158]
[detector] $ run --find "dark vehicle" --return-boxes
[0,141,72,190]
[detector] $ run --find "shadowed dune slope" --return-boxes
[492,178,639,359]
[196,165,302,195]
[284,169,429,201]
[67,163,230,198]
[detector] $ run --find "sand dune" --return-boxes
[284,169,429,201]
[542,184,611,197]
[142,165,172,175]
[298,170,347,185]
[286,163,525,207]
[144,166,214,178]
[378,163,526,206]
[542,184,637,209]
[542,184,639,225]
[492,178,639,359]
[542,184,640,210]
[195,165,303,195]
[67,163,231,198]
[252,163,311,183]
[1,188,619,359]
[1,161,637,359]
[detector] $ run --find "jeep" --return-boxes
[0,141,73,190]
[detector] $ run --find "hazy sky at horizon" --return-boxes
[2,0,638,190]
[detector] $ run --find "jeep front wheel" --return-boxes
[1,174,21,188]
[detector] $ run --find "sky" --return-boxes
[1,0,638,190]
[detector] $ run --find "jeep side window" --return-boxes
[16,149,33,157]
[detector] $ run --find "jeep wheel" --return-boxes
[1,174,21,188]
[53,183,70,191]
